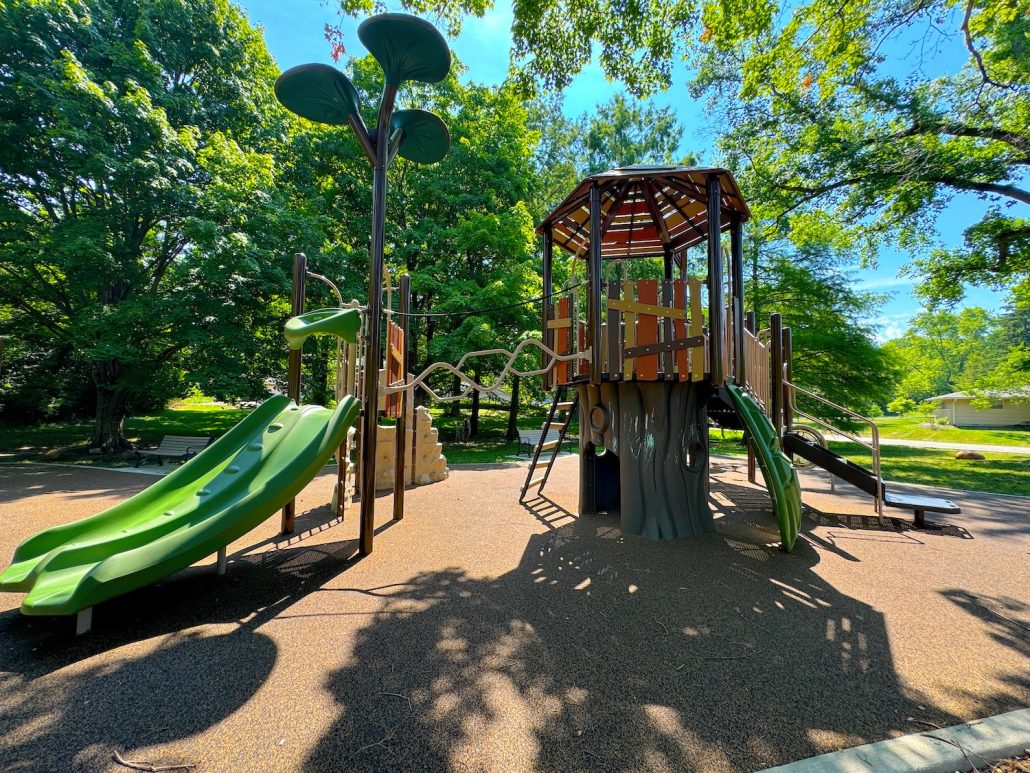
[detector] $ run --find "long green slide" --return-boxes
[723,384,803,551]
[0,394,359,616]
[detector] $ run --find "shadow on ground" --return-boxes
[299,482,1024,772]
[0,504,358,771]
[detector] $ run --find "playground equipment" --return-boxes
[275,13,451,556]
[528,165,959,549]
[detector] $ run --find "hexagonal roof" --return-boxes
[539,166,751,260]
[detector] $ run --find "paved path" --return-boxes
[825,435,1030,455]
[0,460,1027,772]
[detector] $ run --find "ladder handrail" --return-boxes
[784,379,883,515]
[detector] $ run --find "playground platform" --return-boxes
[0,460,1027,772]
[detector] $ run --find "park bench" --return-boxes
[135,436,211,467]
[515,429,576,456]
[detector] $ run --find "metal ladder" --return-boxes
[519,386,578,501]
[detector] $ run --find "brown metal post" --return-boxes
[542,229,553,389]
[393,274,410,521]
[588,183,603,384]
[281,252,307,534]
[770,313,784,439]
[706,176,724,386]
[358,83,397,556]
[744,310,757,482]
[730,215,745,385]
[782,326,793,432]
[745,310,756,334]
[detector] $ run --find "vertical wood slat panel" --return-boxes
[622,280,636,378]
[688,279,704,382]
[674,279,688,381]
[600,322,608,374]
[544,302,554,390]
[607,281,621,379]
[636,279,659,380]
[578,321,588,376]
[661,279,674,378]
[555,296,571,385]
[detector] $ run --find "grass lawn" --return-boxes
[872,415,1030,446]
[0,400,250,459]
[2,402,1026,497]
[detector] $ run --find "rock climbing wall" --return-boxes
[374,405,448,491]
[579,380,713,539]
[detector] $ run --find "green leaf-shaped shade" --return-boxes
[357,14,450,86]
[274,64,360,125]
[391,109,450,164]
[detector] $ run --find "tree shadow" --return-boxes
[0,505,361,771]
[303,484,985,772]
[0,464,149,506]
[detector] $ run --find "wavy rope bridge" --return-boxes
[381,339,590,403]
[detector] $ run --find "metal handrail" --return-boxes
[784,379,884,517]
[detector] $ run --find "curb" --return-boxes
[759,707,1030,772]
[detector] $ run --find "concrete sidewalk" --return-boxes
[825,435,1030,455]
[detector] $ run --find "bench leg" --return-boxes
[216,547,227,576]
[75,607,93,636]
[913,509,925,528]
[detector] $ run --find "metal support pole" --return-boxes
[663,248,673,281]
[588,183,603,385]
[393,274,410,521]
[745,309,757,482]
[542,230,553,389]
[730,216,745,385]
[770,313,784,439]
[358,83,397,557]
[281,252,307,535]
[782,326,793,433]
[706,176,724,386]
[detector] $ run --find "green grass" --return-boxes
[872,415,1030,446]
[825,441,1030,497]
[0,401,250,457]
[2,402,1026,497]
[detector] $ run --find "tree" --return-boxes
[887,397,916,416]
[337,0,1029,308]
[0,0,292,449]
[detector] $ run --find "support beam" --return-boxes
[216,547,227,575]
[730,215,745,385]
[770,313,784,439]
[393,274,410,521]
[358,85,396,557]
[588,182,603,384]
[782,326,793,433]
[75,607,92,636]
[281,252,307,535]
[542,229,553,389]
[706,176,724,386]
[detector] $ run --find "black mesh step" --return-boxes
[708,393,744,430]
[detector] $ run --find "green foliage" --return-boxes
[0,0,293,447]
[887,397,916,415]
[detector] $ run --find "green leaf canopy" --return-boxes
[274,64,361,125]
[357,13,451,86]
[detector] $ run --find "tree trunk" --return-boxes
[91,384,131,452]
[470,366,480,437]
[446,375,461,417]
[505,375,521,441]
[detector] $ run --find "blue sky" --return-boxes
[240,0,1009,339]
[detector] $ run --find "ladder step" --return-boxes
[527,476,546,487]
[557,401,575,410]
[549,422,566,430]
[539,440,560,450]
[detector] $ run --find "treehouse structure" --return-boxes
[528,165,960,549]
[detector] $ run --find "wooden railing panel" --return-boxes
[674,280,688,381]
[606,281,621,379]
[622,280,636,378]
[635,280,659,380]
[555,296,571,385]
[688,279,704,381]
[662,279,675,377]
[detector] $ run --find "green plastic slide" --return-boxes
[723,384,802,551]
[0,394,359,616]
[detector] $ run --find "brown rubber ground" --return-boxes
[0,457,1027,772]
